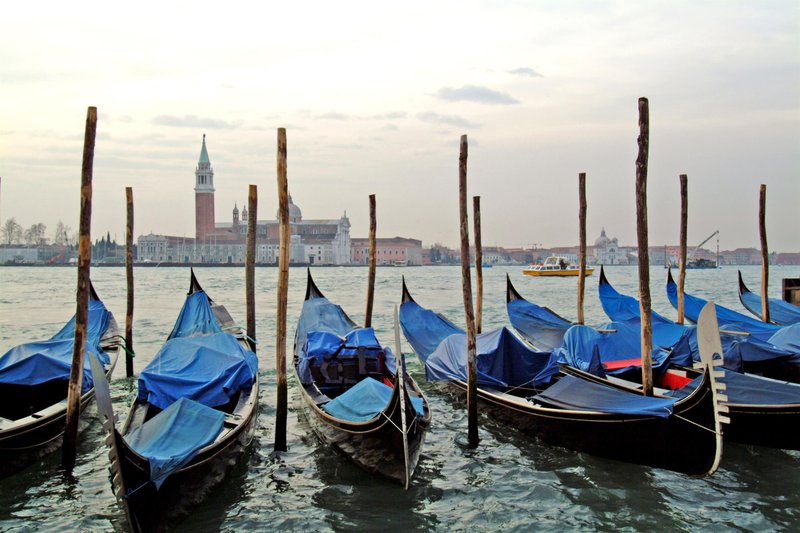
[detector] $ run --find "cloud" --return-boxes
[417,112,480,129]
[370,111,407,120]
[317,112,350,120]
[434,85,519,105]
[151,115,240,129]
[508,67,543,78]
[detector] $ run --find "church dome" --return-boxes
[594,227,610,248]
[277,194,302,222]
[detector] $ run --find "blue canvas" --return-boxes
[125,396,225,488]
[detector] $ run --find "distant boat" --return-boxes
[523,255,594,277]
[686,258,718,269]
[392,260,409,267]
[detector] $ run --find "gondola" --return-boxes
[0,283,120,478]
[90,270,258,532]
[738,270,800,326]
[401,277,726,475]
[588,268,800,449]
[665,268,800,382]
[294,270,430,488]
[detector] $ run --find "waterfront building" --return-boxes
[137,136,351,265]
[351,237,423,266]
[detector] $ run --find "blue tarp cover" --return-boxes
[740,286,800,326]
[666,277,782,342]
[600,275,800,370]
[297,327,397,384]
[768,323,800,353]
[295,296,357,353]
[138,332,258,410]
[534,374,676,418]
[140,290,257,409]
[554,324,670,374]
[399,299,463,362]
[0,300,111,393]
[125,396,224,489]
[425,327,559,387]
[506,298,571,351]
[167,291,223,340]
[322,377,424,422]
[668,369,800,405]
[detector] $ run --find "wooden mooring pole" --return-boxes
[635,98,654,397]
[246,184,257,351]
[577,173,587,325]
[125,187,134,377]
[275,128,289,452]
[62,106,97,470]
[458,135,479,447]
[365,194,377,328]
[759,184,770,324]
[473,196,483,334]
[677,174,688,325]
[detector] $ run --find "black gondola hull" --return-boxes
[114,392,258,533]
[438,375,719,475]
[295,370,430,484]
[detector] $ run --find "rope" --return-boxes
[671,413,720,436]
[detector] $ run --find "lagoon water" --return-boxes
[1,264,799,531]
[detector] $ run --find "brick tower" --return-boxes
[194,134,215,241]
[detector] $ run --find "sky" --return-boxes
[1,1,798,252]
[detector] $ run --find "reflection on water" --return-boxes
[0,265,799,531]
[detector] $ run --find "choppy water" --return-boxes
[1,265,799,532]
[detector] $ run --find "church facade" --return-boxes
[592,227,630,265]
[137,136,351,265]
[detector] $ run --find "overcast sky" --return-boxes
[1,1,798,251]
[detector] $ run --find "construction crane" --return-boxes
[687,230,719,266]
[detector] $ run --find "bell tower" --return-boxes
[195,134,215,241]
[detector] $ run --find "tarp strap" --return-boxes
[672,413,719,436]
[122,479,151,499]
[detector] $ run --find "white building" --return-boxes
[593,228,629,265]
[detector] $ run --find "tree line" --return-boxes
[1,218,120,260]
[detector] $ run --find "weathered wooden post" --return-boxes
[635,98,654,396]
[275,128,289,452]
[125,187,134,377]
[62,106,97,470]
[365,194,377,328]
[458,135,479,446]
[677,174,688,325]
[577,172,587,325]
[473,196,483,334]
[759,184,770,324]
[246,184,257,351]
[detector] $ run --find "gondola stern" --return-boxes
[401,276,415,304]
[666,266,675,286]
[305,268,325,301]
[598,264,608,285]
[88,280,101,302]
[737,270,749,297]
[188,268,203,295]
[506,274,523,303]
